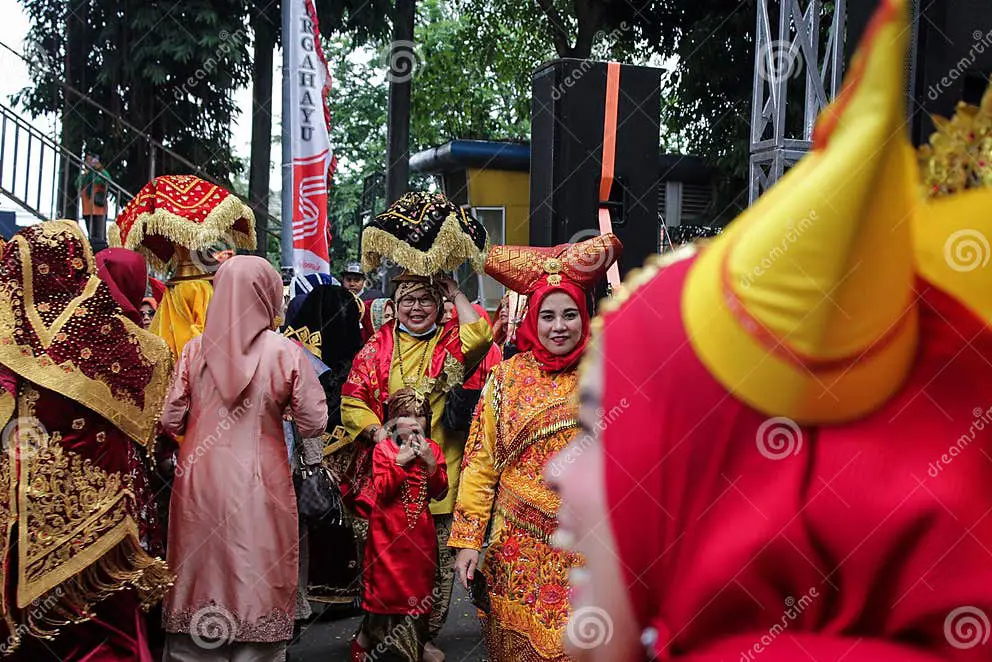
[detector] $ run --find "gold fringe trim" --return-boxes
[0,391,12,432]
[9,532,173,649]
[495,415,578,474]
[107,223,122,248]
[123,194,256,272]
[361,212,488,276]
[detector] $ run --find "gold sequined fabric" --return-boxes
[918,81,992,197]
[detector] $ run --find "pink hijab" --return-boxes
[200,255,283,405]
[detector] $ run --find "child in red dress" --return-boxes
[354,388,448,662]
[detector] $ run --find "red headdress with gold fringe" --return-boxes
[117,174,256,271]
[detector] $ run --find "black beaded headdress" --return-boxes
[361,191,488,276]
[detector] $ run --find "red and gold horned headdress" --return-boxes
[116,174,256,271]
[484,233,622,295]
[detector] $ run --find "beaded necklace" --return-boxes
[400,463,429,529]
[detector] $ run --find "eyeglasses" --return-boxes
[397,296,437,310]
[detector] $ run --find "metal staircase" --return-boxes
[0,101,132,223]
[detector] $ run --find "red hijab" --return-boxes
[516,279,589,373]
[95,248,147,324]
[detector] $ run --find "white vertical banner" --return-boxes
[285,0,332,275]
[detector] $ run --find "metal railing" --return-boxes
[0,101,133,222]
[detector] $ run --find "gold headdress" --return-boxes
[918,80,992,197]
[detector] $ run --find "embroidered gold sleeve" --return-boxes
[458,317,493,377]
[449,378,500,551]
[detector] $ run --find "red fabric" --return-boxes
[357,438,447,615]
[148,277,166,303]
[600,256,992,660]
[516,279,589,373]
[96,248,147,324]
[142,296,157,312]
[0,223,163,436]
[116,174,254,266]
[8,590,152,662]
[448,303,500,388]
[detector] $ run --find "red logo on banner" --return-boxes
[292,150,330,263]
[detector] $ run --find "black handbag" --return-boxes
[442,385,482,434]
[298,464,344,523]
[468,564,491,614]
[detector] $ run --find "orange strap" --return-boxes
[598,62,621,289]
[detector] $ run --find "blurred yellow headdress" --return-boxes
[684,0,918,424]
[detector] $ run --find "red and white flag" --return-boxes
[286,0,333,274]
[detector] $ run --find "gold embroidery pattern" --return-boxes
[16,440,173,625]
[481,525,582,660]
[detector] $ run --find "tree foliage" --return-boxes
[17,0,254,195]
[325,0,545,273]
[16,0,392,201]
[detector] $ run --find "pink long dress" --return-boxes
[160,332,327,644]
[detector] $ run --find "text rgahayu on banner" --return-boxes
[286,0,333,274]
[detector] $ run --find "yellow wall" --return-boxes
[465,168,530,245]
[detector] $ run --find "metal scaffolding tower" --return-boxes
[749,0,847,203]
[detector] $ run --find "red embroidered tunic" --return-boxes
[359,438,448,615]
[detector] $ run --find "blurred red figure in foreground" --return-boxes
[549,2,992,660]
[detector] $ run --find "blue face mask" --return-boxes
[399,322,437,338]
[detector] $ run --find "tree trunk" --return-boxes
[249,5,275,257]
[385,0,415,204]
[58,0,87,220]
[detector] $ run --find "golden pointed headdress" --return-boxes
[914,79,992,323]
[683,0,918,424]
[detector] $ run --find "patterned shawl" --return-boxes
[0,221,173,649]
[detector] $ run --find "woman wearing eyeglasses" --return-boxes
[342,271,493,661]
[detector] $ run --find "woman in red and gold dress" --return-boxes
[449,235,621,661]
[0,222,173,661]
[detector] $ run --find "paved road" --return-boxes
[289,582,488,661]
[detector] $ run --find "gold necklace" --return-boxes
[395,327,441,393]
[400,464,429,529]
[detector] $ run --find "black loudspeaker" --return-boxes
[911,0,992,144]
[529,60,661,276]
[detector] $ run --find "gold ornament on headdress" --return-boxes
[284,325,322,358]
[918,79,992,197]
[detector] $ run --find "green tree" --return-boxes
[325,0,544,274]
